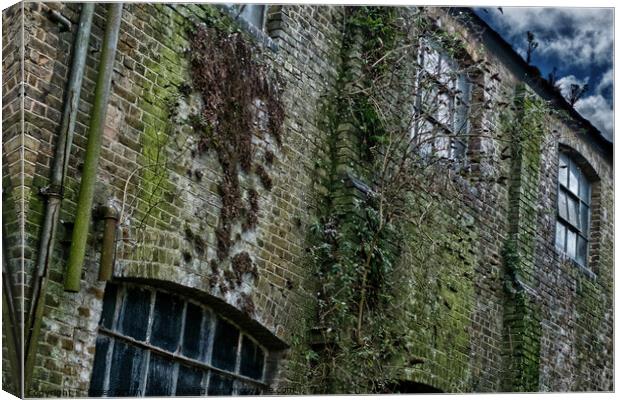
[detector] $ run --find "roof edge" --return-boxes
[446,7,613,162]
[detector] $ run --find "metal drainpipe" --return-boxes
[24,3,94,391]
[64,3,123,292]
[2,238,22,397]
[98,205,120,281]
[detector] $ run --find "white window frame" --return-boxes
[555,152,591,267]
[411,38,472,161]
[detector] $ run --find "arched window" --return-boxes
[89,283,269,397]
[556,152,591,266]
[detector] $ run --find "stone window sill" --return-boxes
[555,249,597,281]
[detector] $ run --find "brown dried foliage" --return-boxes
[189,24,284,260]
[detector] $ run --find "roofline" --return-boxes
[446,7,613,162]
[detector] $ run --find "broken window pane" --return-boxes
[175,364,204,396]
[119,286,151,341]
[150,291,183,352]
[107,339,147,397]
[240,335,265,380]
[212,318,240,372]
[144,353,175,396]
[182,303,207,360]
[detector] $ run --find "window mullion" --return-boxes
[138,291,156,395]
[233,333,244,395]
[170,301,188,395]
[178,301,188,354]
[205,309,216,364]
[102,335,115,396]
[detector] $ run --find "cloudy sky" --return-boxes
[473,7,614,141]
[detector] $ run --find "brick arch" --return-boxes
[109,276,288,351]
[558,142,600,183]
[557,142,602,274]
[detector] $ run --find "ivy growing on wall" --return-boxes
[284,7,488,394]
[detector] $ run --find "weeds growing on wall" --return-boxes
[188,24,284,260]
[282,7,491,393]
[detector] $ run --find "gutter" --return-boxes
[64,3,123,292]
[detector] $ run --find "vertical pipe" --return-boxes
[2,241,22,397]
[98,206,119,281]
[24,3,94,392]
[64,3,123,292]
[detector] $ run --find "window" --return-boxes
[556,152,591,266]
[89,283,269,397]
[411,39,472,160]
[233,4,266,30]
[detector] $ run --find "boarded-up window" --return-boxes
[89,283,268,396]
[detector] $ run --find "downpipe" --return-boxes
[2,235,22,397]
[64,3,123,292]
[24,3,94,391]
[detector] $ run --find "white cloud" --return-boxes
[554,73,613,140]
[556,75,589,99]
[595,69,613,95]
[574,94,614,140]
[484,7,613,68]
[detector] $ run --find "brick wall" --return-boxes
[3,3,613,396]
[2,2,24,396]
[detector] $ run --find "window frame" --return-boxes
[89,283,269,397]
[236,4,267,31]
[411,38,473,161]
[555,152,591,267]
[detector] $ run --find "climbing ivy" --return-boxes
[284,7,485,394]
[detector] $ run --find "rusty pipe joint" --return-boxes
[98,205,120,281]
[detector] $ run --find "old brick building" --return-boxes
[2,3,613,397]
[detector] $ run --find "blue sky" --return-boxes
[473,7,614,140]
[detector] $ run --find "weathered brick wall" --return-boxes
[15,2,345,396]
[5,4,613,397]
[2,2,24,395]
[535,116,614,391]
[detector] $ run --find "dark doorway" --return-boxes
[387,380,443,393]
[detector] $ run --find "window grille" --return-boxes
[89,283,268,397]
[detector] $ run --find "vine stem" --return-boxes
[356,231,382,344]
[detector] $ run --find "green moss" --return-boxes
[499,85,551,392]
